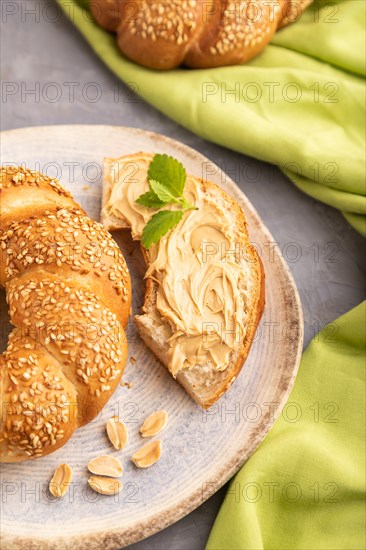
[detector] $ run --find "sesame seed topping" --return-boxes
[125,0,198,45]
[0,165,130,461]
[1,206,130,304]
[0,165,72,197]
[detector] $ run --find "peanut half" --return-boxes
[88,476,123,496]
[140,410,168,438]
[131,440,162,468]
[87,455,123,477]
[49,463,72,498]
[106,417,128,450]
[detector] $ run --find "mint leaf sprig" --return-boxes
[135,154,197,249]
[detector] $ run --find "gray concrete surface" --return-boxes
[1,1,365,549]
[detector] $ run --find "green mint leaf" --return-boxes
[135,190,167,209]
[149,179,179,204]
[147,154,186,198]
[141,210,183,249]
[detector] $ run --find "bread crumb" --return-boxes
[130,356,136,365]
[82,185,90,191]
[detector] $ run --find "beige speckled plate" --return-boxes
[0,125,303,549]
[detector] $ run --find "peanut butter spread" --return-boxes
[104,155,249,376]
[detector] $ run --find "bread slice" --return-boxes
[101,153,265,409]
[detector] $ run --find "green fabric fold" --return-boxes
[206,302,366,550]
[59,0,365,235]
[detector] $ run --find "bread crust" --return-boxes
[89,0,125,31]
[117,0,216,70]
[101,153,265,409]
[90,0,313,70]
[0,166,131,462]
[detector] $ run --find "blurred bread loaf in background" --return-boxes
[90,0,313,70]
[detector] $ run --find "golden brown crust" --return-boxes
[0,166,131,462]
[0,165,77,229]
[0,331,78,462]
[185,0,284,69]
[90,0,313,70]
[1,207,130,326]
[117,0,215,70]
[90,0,125,32]
[279,0,313,28]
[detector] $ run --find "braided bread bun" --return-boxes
[0,166,131,462]
[90,0,313,70]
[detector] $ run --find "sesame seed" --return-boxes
[0,165,130,460]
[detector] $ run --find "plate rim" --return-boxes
[0,124,304,549]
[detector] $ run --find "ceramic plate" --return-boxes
[0,125,303,549]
